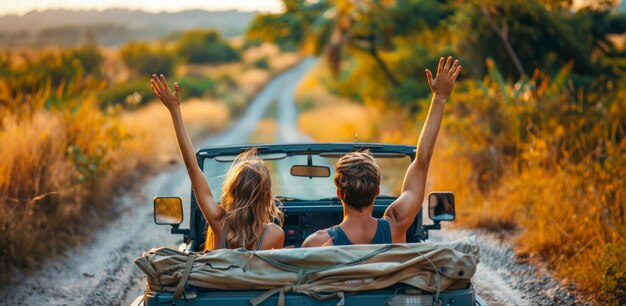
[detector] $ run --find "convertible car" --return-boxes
[131,143,486,306]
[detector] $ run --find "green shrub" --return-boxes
[99,79,152,108]
[176,76,216,99]
[99,76,216,108]
[176,29,241,64]
[119,42,177,77]
[253,57,270,70]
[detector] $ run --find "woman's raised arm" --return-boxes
[150,74,224,230]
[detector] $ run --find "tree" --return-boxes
[246,0,321,51]
[248,0,453,88]
[453,0,626,81]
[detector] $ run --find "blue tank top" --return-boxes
[326,218,392,245]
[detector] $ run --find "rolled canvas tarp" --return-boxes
[135,237,479,305]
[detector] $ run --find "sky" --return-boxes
[0,0,284,16]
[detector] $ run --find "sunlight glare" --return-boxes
[0,0,283,16]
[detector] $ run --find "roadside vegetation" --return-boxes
[250,0,626,304]
[0,26,298,285]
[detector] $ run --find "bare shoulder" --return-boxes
[261,223,285,250]
[301,230,333,248]
[267,223,284,237]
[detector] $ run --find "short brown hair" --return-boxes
[334,151,381,211]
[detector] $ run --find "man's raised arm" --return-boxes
[384,56,461,240]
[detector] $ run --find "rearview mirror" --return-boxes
[428,192,455,222]
[290,165,331,178]
[154,197,183,225]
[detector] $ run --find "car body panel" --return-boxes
[142,287,477,306]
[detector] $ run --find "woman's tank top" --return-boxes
[326,218,392,245]
[220,223,271,250]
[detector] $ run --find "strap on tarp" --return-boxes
[250,286,291,306]
[250,286,345,306]
[305,291,345,306]
[173,254,197,301]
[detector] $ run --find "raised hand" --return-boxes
[425,56,461,100]
[150,74,180,112]
[150,73,224,238]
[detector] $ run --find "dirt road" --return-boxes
[0,58,577,306]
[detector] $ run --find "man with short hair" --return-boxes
[302,56,461,247]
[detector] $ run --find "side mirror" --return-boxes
[428,192,455,222]
[290,165,330,178]
[154,197,183,225]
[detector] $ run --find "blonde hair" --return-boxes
[334,151,381,211]
[205,149,283,251]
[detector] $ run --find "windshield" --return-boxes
[202,153,412,202]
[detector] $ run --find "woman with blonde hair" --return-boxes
[150,74,284,251]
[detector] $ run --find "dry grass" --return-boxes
[242,42,300,72]
[295,64,374,142]
[180,62,244,79]
[298,104,380,142]
[0,97,126,279]
[236,68,272,95]
[430,73,626,304]
[100,46,131,83]
[268,53,300,74]
[242,43,280,63]
[177,43,299,118]
[121,98,230,167]
[295,63,416,144]
[608,33,626,50]
[430,84,625,303]
[0,94,230,284]
[178,54,298,99]
[428,134,492,223]
[180,42,298,86]
[430,141,626,302]
[0,114,72,273]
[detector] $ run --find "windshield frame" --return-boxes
[200,143,415,201]
[188,143,416,241]
[197,143,415,158]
